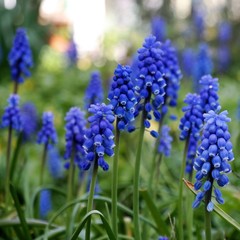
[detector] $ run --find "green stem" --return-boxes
[154,153,163,198]
[66,149,76,238]
[13,81,18,94]
[85,154,99,240]
[133,98,148,240]
[40,142,48,186]
[10,133,23,181]
[186,173,193,240]
[205,177,213,240]
[177,136,189,240]
[111,119,120,239]
[148,116,164,192]
[5,126,13,206]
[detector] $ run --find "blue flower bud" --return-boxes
[214,188,224,204]
[217,174,229,187]
[84,71,104,109]
[207,201,214,212]
[203,181,211,191]
[208,144,218,156]
[37,112,57,145]
[212,156,221,168]
[201,162,211,175]
[194,181,202,190]
[211,169,220,180]
[150,130,159,138]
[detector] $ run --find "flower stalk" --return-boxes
[178,136,189,240]
[5,126,13,205]
[111,118,120,238]
[133,98,148,240]
[85,154,99,240]
[205,177,213,240]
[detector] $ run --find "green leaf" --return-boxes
[10,133,22,182]
[34,227,66,240]
[29,185,66,217]
[140,189,170,235]
[0,218,57,228]
[183,178,240,231]
[70,210,116,240]
[10,183,32,240]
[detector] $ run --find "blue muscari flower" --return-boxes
[108,64,137,131]
[134,35,166,134]
[130,54,139,86]
[158,125,172,157]
[151,16,167,42]
[158,237,169,240]
[8,28,33,84]
[83,103,115,171]
[217,45,230,72]
[218,21,232,43]
[48,145,63,179]
[186,135,198,174]
[179,93,203,141]
[161,40,182,108]
[192,110,234,211]
[39,189,52,219]
[21,102,37,141]
[37,112,57,145]
[199,75,219,113]
[66,40,78,65]
[1,94,22,131]
[182,48,195,77]
[193,43,213,92]
[193,10,205,40]
[86,174,101,195]
[84,71,104,110]
[64,107,86,169]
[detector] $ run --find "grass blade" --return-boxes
[70,210,116,240]
[10,183,32,240]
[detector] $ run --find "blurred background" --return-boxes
[2,0,240,152]
[1,0,240,140]
[1,0,240,116]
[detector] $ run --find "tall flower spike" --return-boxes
[1,94,22,131]
[158,125,172,157]
[218,21,232,43]
[108,64,137,131]
[193,43,213,92]
[185,135,198,174]
[66,40,78,66]
[84,71,104,110]
[39,189,52,219]
[218,45,230,73]
[182,48,195,78]
[64,107,86,169]
[134,35,166,135]
[37,112,57,145]
[151,16,167,42]
[48,145,63,179]
[8,28,33,84]
[158,237,169,240]
[193,9,205,40]
[83,103,115,171]
[179,93,203,141]
[199,75,219,113]
[161,40,182,108]
[21,102,37,141]
[192,110,234,211]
